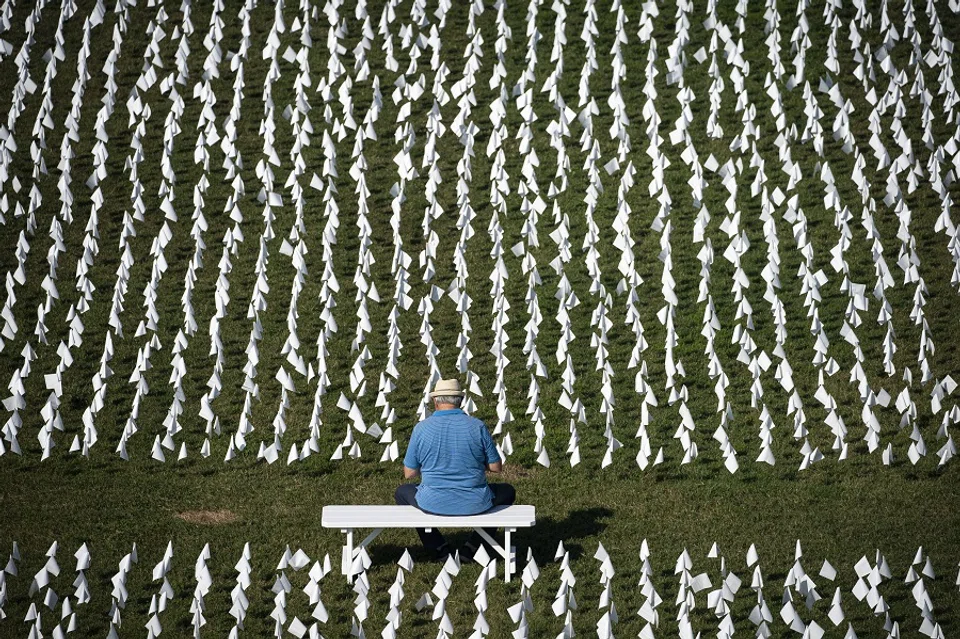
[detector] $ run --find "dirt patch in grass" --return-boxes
[493,465,539,481]
[176,509,239,525]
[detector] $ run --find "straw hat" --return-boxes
[429,378,465,399]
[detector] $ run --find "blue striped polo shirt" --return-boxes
[402,408,501,515]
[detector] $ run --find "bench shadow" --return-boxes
[527,506,613,560]
[367,506,612,567]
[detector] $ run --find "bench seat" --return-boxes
[322,505,536,528]
[321,504,536,582]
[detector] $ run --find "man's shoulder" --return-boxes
[446,411,485,427]
[411,418,432,433]
[462,414,489,437]
[413,414,447,431]
[420,411,487,431]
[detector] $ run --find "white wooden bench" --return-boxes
[321,505,536,582]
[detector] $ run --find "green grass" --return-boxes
[0,0,959,636]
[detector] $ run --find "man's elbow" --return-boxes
[486,462,503,473]
[403,467,420,479]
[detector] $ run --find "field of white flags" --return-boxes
[0,0,960,473]
[1,537,959,638]
[1,0,960,635]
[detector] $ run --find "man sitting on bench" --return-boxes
[395,378,516,561]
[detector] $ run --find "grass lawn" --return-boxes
[0,456,958,636]
[0,0,958,635]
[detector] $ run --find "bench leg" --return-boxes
[474,527,517,582]
[505,528,513,582]
[341,529,354,579]
[341,528,386,582]
[358,528,384,552]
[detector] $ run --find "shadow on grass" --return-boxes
[364,507,613,568]
[527,506,613,560]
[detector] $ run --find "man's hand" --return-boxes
[485,461,502,473]
[403,466,421,479]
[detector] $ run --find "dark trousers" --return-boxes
[394,483,517,551]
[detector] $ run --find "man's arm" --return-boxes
[402,426,421,480]
[480,421,503,473]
